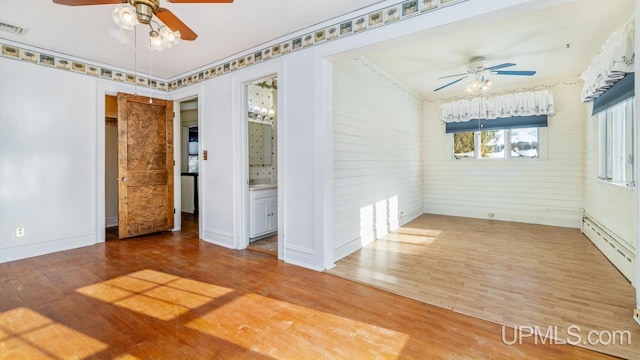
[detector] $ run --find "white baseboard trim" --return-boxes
[284,246,323,271]
[333,237,362,263]
[0,234,96,264]
[202,228,234,248]
[582,215,635,283]
[422,206,582,228]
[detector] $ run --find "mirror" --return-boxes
[247,77,276,166]
[249,121,272,165]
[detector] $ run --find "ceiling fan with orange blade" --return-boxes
[52,0,233,42]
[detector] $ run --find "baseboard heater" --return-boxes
[582,214,635,283]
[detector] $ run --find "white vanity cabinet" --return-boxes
[249,187,277,238]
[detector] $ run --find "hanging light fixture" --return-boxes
[465,72,493,95]
[148,29,165,51]
[111,2,181,52]
[159,26,180,48]
[112,4,138,31]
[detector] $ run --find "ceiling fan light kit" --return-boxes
[53,0,233,51]
[110,1,181,51]
[465,76,493,95]
[435,56,536,94]
[112,5,138,30]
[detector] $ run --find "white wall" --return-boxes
[197,52,323,268]
[278,50,320,267]
[583,103,636,247]
[198,75,236,247]
[423,81,585,228]
[0,0,572,269]
[0,58,98,262]
[332,58,423,261]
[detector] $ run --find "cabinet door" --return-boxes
[252,197,270,236]
[268,197,278,232]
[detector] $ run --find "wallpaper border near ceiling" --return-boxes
[0,0,466,92]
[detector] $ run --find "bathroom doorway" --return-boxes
[245,76,279,256]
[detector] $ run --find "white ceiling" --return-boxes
[335,0,635,98]
[0,0,634,92]
[0,0,383,78]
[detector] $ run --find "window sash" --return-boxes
[597,97,635,186]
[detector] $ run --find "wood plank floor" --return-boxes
[0,215,621,359]
[327,214,638,359]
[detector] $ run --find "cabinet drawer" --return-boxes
[251,188,277,199]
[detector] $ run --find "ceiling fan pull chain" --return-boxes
[134,24,138,97]
[149,48,152,103]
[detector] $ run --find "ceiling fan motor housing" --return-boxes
[466,56,489,74]
[129,0,159,24]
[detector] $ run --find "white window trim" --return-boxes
[597,98,635,187]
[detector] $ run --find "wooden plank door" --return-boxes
[117,93,174,239]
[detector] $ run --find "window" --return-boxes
[510,127,539,158]
[598,97,635,186]
[453,132,474,158]
[480,130,505,158]
[453,127,539,159]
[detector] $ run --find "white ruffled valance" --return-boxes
[580,15,635,102]
[440,90,555,123]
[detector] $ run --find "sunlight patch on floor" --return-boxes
[113,354,143,360]
[186,293,409,359]
[381,232,437,245]
[0,307,107,359]
[75,269,233,321]
[393,227,443,237]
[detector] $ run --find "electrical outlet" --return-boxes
[634,310,640,326]
[15,226,25,237]
[488,213,495,218]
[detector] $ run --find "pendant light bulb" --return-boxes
[112,4,138,31]
[149,30,165,51]
[159,26,181,48]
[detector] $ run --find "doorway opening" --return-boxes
[105,95,118,240]
[103,93,176,240]
[179,98,200,235]
[245,76,279,256]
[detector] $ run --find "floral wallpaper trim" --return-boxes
[0,0,466,92]
[0,43,168,91]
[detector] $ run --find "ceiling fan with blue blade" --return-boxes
[434,56,536,92]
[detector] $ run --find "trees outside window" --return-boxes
[453,128,538,159]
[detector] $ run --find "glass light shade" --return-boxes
[149,31,165,51]
[465,80,478,93]
[481,79,493,91]
[159,27,181,48]
[112,5,138,31]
